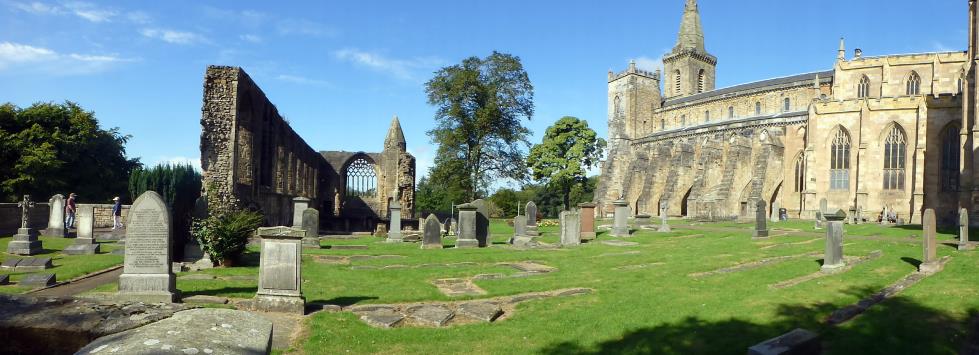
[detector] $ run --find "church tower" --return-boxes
[663,0,717,99]
[380,115,415,219]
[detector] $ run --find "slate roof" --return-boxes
[665,70,835,107]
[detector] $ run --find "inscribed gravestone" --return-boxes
[255,226,305,314]
[612,199,630,237]
[525,201,539,236]
[560,210,581,247]
[118,191,178,303]
[301,208,320,248]
[421,214,444,249]
[45,194,66,237]
[387,201,403,242]
[821,209,846,273]
[770,201,780,223]
[920,209,941,273]
[960,208,971,251]
[472,199,490,247]
[578,203,597,241]
[753,200,769,239]
[291,197,310,228]
[514,215,527,238]
[64,206,99,254]
[456,204,478,248]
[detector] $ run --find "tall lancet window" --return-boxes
[728,106,735,119]
[755,102,762,115]
[830,129,851,190]
[613,96,622,118]
[906,71,921,96]
[794,153,806,192]
[941,124,961,192]
[674,70,682,94]
[858,75,871,98]
[882,126,906,190]
[697,69,706,93]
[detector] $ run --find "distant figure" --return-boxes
[111,196,123,229]
[65,192,77,229]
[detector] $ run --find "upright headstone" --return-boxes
[920,209,942,273]
[387,201,403,243]
[446,218,456,236]
[7,195,40,255]
[814,211,824,230]
[959,208,972,251]
[525,201,539,236]
[44,194,66,237]
[578,203,597,241]
[301,208,320,249]
[421,214,443,249]
[254,226,306,314]
[513,215,527,239]
[456,204,478,248]
[65,205,99,255]
[821,209,847,273]
[657,202,671,233]
[418,217,426,235]
[291,197,310,228]
[753,200,769,239]
[612,199,630,237]
[118,191,178,303]
[770,201,780,223]
[472,199,490,247]
[443,217,452,236]
[560,210,581,247]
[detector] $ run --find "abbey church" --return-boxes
[596,0,979,226]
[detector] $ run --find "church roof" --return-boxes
[664,70,834,107]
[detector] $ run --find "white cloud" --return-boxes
[240,34,262,43]
[7,1,143,23]
[276,18,337,37]
[141,28,207,45]
[125,10,151,24]
[63,1,116,22]
[9,1,62,15]
[275,74,331,87]
[334,48,443,81]
[152,156,202,172]
[0,41,133,74]
[633,56,662,73]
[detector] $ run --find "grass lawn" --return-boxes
[91,219,979,354]
[0,236,123,294]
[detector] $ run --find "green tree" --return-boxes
[527,117,606,211]
[0,101,140,202]
[129,163,202,255]
[425,51,534,200]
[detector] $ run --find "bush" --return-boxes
[192,210,263,266]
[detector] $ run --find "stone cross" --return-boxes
[821,209,847,273]
[920,209,942,273]
[657,202,671,233]
[612,199,630,237]
[17,195,34,229]
[8,195,40,255]
[959,208,972,251]
[753,200,769,239]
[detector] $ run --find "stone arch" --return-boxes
[341,153,379,198]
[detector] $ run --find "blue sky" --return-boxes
[0,0,967,185]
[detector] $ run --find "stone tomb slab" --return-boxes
[601,240,640,247]
[432,278,486,297]
[457,302,503,322]
[19,273,55,288]
[407,304,454,327]
[64,243,101,255]
[360,310,405,328]
[328,245,369,250]
[9,257,53,271]
[0,274,8,285]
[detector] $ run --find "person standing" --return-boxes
[111,197,123,229]
[65,193,77,229]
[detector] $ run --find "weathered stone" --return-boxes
[182,295,229,304]
[513,215,527,239]
[409,305,454,327]
[822,210,846,273]
[291,197,310,229]
[634,214,652,227]
[421,214,443,249]
[15,257,52,271]
[560,210,581,246]
[0,274,7,285]
[301,208,320,248]
[753,199,769,239]
[512,235,539,248]
[118,191,178,303]
[658,202,672,233]
[770,201,781,223]
[920,209,942,274]
[432,278,485,297]
[503,261,557,273]
[612,199,630,237]
[960,208,972,251]
[76,204,95,240]
[525,201,539,236]
[254,226,305,314]
[387,201,403,242]
[7,227,41,255]
[19,273,55,288]
[76,308,272,355]
[578,203,597,241]
[445,218,456,236]
[457,302,503,322]
[64,243,100,255]
[747,328,821,355]
[360,310,404,328]
[456,204,479,248]
[1,258,20,268]
[43,194,66,237]
[472,199,490,246]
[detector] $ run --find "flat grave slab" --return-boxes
[64,244,101,255]
[407,305,454,327]
[327,245,369,250]
[432,278,486,297]
[5,257,54,271]
[0,274,8,285]
[456,302,502,322]
[601,240,639,247]
[747,328,820,355]
[20,273,55,288]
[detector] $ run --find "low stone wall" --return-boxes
[84,204,131,228]
[0,203,50,236]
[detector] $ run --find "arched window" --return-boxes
[942,124,961,192]
[754,102,762,115]
[830,129,851,190]
[794,153,806,192]
[660,119,666,130]
[613,96,622,118]
[783,98,791,112]
[345,158,377,198]
[906,71,921,96]
[882,126,906,190]
[674,70,681,94]
[858,75,870,98]
[680,115,686,127]
[958,78,964,94]
[704,110,710,123]
[697,69,706,93]
[728,106,735,119]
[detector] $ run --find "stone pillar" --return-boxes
[578,203,597,241]
[920,209,942,273]
[821,210,847,273]
[118,191,178,303]
[254,226,305,314]
[753,200,769,239]
[291,197,310,228]
[657,203,671,233]
[45,194,66,237]
[421,214,443,249]
[770,201,780,223]
[525,201,539,236]
[65,205,100,255]
[959,208,972,251]
[387,202,403,243]
[560,210,581,247]
[612,199,630,237]
[301,208,320,249]
[456,204,478,248]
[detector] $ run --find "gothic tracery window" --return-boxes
[858,75,870,98]
[794,153,806,192]
[906,71,921,96]
[882,126,906,190]
[942,124,961,192]
[345,158,377,198]
[830,129,851,190]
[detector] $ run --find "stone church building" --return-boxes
[597,0,979,226]
[200,66,415,232]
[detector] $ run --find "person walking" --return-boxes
[65,193,77,229]
[111,197,123,229]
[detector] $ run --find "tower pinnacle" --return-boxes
[674,0,705,53]
[384,115,406,151]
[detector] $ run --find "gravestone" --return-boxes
[814,211,824,230]
[456,204,478,248]
[920,209,942,273]
[5,257,53,271]
[44,194,66,237]
[634,214,652,227]
[472,199,490,247]
[821,209,847,273]
[960,208,972,251]
[753,200,769,239]
[657,202,672,233]
[301,208,320,249]
[612,199,630,237]
[446,218,456,236]
[560,210,581,247]
[513,215,527,240]
[291,197,310,228]
[20,273,55,288]
[525,201,539,236]
[65,205,100,255]
[421,214,444,249]
[7,195,40,255]
[118,191,178,303]
[387,201,403,242]
[819,198,828,214]
[770,201,780,223]
[418,218,425,235]
[880,206,890,225]
[254,226,306,314]
[578,203,597,241]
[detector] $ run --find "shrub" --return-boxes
[192,210,263,266]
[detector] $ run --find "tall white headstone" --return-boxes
[118,191,178,303]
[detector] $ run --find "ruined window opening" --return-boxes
[754,102,762,116]
[882,126,906,190]
[704,110,710,123]
[613,96,622,118]
[794,154,805,192]
[680,115,686,127]
[906,71,921,96]
[674,70,681,94]
[697,69,705,93]
[728,106,734,119]
[941,124,961,192]
[830,129,851,190]
[660,119,665,130]
[783,98,791,112]
[858,75,870,98]
[345,158,377,198]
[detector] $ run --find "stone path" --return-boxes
[689,252,822,278]
[29,265,122,297]
[770,251,884,289]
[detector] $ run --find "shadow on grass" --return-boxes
[901,257,922,269]
[183,286,256,297]
[538,286,977,355]
[316,296,379,306]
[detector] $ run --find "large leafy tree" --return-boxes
[425,51,534,201]
[527,116,606,211]
[0,101,141,202]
